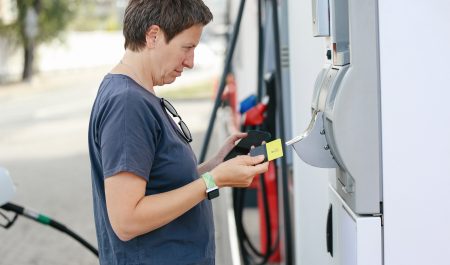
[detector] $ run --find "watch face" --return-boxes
[207,187,220,200]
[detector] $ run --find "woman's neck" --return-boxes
[112,51,156,94]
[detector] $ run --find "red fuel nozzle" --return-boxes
[242,96,269,126]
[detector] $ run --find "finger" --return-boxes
[231,132,247,140]
[230,132,248,143]
[245,175,255,186]
[235,132,248,138]
[241,154,265,165]
[253,161,269,174]
[248,145,256,155]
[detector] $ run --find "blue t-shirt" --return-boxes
[88,74,215,265]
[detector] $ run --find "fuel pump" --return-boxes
[287,0,383,263]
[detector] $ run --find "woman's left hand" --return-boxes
[198,132,248,175]
[210,132,248,168]
[216,132,248,160]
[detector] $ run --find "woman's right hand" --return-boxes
[210,155,269,188]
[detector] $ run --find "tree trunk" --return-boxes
[22,0,41,82]
[22,39,34,81]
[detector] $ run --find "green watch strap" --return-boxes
[201,172,217,189]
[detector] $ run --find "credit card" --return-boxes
[249,138,284,162]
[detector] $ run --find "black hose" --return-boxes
[234,174,278,265]
[1,202,99,257]
[244,174,275,264]
[270,0,294,263]
[255,1,273,260]
[258,172,274,263]
[254,2,276,259]
[199,0,246,163]
[238,188,261,258]
[48,219,99,256]
[257,0,265,101]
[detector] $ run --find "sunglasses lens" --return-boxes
[163,99,178,117]
[161,98,192,142]
[179,121,192,141]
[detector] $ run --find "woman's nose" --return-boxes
[183,52,194,69]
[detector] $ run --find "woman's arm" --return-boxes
[197,158,220,175]
[106,155,268,241]
[105,171,207,241]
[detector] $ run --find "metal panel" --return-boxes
[329,186,382,265]
[312,0,331,37]
[379,1,450,264]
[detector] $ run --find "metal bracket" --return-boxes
[287,111,338,168]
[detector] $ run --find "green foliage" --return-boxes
[35,0,77,43]
[70,0,121,31]
[0,23,18,42]
[0,17,20,49]
[0,0,78,46]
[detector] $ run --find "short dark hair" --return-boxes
[123,0,213,51]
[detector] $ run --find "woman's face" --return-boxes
[152,24,204,86]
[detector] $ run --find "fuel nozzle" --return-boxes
[242,95,270,126]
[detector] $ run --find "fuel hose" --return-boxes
[1,202,98,257]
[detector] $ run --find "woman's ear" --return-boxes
[146,25,160,48]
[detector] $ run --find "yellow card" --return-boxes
[266,139,284,161]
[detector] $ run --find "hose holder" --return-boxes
[286,111,338,168]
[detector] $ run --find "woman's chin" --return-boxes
[163,76,178,85]
[164,79,176,85]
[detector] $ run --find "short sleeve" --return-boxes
[98,86,160,181]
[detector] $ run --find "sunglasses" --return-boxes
[160,98,193,143]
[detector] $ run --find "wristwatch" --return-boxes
[201,172,219,200]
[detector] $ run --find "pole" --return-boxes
[199,0,247,163]
[270,0,294,264]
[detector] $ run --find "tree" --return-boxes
[0,0,77,81]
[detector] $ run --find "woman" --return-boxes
[88,0,269,264]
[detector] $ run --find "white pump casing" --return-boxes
[322,0,382,215]
[288,0,382,215]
